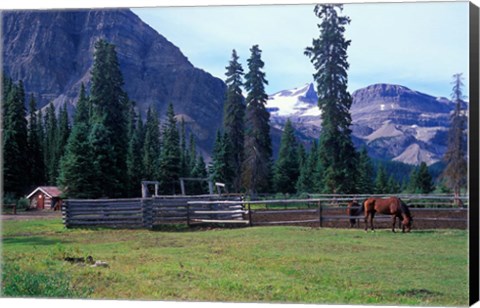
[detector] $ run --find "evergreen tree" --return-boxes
[305,4,357,194]
[416,162,435,194]
[296,141,319,193]
[356,146,374,194]
[37,108,45,176]
[3,79,29,196]
[27,94,45,186]
[179,118,189,177]
[297,143,307,171]
[209,131,234,188]
[408,167,419,193]
[241,45,272,195]
[223,49,246,192]
[59,84,98,198]
[89,39,129,197]
[442,73,467,203]
[44,103,59,185]
[158,104,181,194]
[188,134,197,175]
[273,119,299,193]
[57,103,70,162]
[387,175,401,194]
[191,155,208,195]
[126,103,144,197]
[142,106,161,181]
[374,164,388,194]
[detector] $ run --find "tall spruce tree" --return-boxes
[223,49,246,192]
[89,39,129,197]
[27,94,45,187]
[3,79,29,196]
[142,106,161,182]
[273,119,300,194]
[57,103,70,163]
[59,84,98,198]
[241,45,272,195]
[416,162,435,194]
[387,175,401,194]
[126,103,145,197]
[188,134,197,174]
[305,4,357,194]
[408,167,419,193]
[191,155,208,195]
[374,164,388,194]
[44,103,59,185]
[179,118,189,177]
[442,73,467,203]
[209,131,234,189]
[159,103,181,195]
[356,146,374,194]
[296,141,319,193]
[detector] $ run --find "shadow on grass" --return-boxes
[151,224,248,233]
[2,236,67,246]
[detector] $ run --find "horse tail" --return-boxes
[359,199,367,215]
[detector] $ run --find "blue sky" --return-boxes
[132,1,470,99]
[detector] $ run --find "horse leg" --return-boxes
[391,215,396,233]
[364,213,369,232]
[370,212,375,232]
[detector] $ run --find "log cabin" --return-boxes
[26,186,63,210]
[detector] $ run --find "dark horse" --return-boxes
[346,200,364,228]
[363,197,412,232]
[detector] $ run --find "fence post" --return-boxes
[142,198,153,230]
[248,203,253,227]
[187,203,191,227]
[318,201,323,228]
[62,200,69,228]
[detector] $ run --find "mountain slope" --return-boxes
[2,9,226,153]
[267,83,463,165]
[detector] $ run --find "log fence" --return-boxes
[62,196,246,228]
[62,194,468,229]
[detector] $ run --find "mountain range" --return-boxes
[267,83,465,165]
[2,8,462,166]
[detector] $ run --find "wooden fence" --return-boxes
[62,194,468,229]
[62,196,246,228]
[188,194,469,229]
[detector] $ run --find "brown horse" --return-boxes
[363,197,412,232]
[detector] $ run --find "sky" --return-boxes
[131,1,470,99]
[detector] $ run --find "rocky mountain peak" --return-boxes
[2,9,227,152]
[268,82,464,166]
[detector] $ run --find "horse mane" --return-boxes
[399,198,412,218]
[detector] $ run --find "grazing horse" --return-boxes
[346,200,364,227]
[363,197,412,233]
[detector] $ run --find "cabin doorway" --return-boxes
[37,194,45,209]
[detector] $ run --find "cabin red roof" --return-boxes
[27,186,63,199]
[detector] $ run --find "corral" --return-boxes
[61,194,468,230]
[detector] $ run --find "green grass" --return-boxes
[1,218,468,306]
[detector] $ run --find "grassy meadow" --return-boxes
[1,218,468,306]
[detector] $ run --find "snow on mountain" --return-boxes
[267,83,320,117]
[267,83,463,166]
